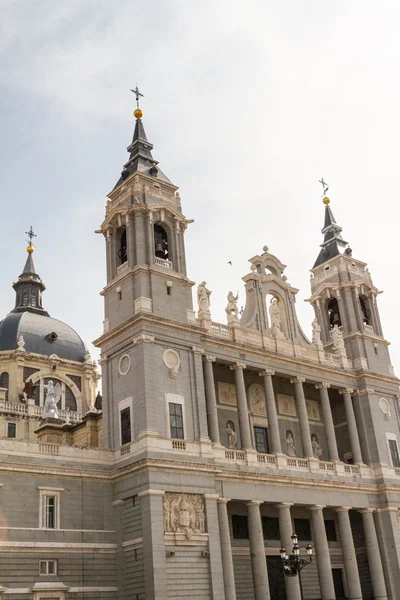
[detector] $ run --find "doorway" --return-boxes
[267,556,286,600]
[332,568,346,599]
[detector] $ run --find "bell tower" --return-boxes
[309,194,393,375]
[98,94,194,335]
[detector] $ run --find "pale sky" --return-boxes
[1,0,400,370]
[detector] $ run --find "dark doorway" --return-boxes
[267,556,286,600]
[332,568,346,599]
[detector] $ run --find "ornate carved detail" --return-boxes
[163,493,205,539]
[162,349,181,379]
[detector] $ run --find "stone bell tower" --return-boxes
[98,95,194,335]
[309,195,393,376]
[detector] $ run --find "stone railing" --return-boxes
[117,261,129,275]
[224,449,246,462]
[287,457,309,469]
[0,400,27,415]
[154,256,172,269]
[257,453,277,466]
[211,322,230,337]
[0,400,83,423]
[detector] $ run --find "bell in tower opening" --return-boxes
[154,223,169,260]
[117,228,127,265]
[327,298,342,329]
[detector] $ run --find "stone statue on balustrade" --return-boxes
[286,430,296,456]
[311,318,322,347]
[226,421,237,449]
[269,297,284,338]
[22,378,38,402]
[225,291,239,325]
[42,380,61,419]
[331,325,345,354]
[311,434,323,459]
[197,281,212,329]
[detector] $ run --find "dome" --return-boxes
[0,311,88,362]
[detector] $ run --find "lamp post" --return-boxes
[280,532,312,600]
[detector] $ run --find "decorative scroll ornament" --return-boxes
[163,493,205,539]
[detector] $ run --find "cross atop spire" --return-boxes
[25,225,36,249]
[318,177,329,197]
[130,86,144,109]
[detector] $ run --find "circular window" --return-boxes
[118,354,131,376]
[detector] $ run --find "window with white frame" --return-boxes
[39,488,63,529]
[39,560,57,575]
[119,397,133,446]
[386,433,400,468]
[7,422,16,438]
[165,393,185,440]
[34,378,77,411]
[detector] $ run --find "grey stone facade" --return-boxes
[1,109,400,600]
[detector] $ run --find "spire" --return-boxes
[114,88,172,188]
[313,196,351,268]
[11,229,49,316]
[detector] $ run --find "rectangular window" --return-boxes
[325,519,337,541]
[254,427,269,454]
[294,518,311,541]
[232,515,249,539]
[120,407,132,446]
[169,402,184,439]
[42,495,57,529]
[262,516,280,540]
[7,422,16,438]
[389,439,400,468]
[39,560,57,575]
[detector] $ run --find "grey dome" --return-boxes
[0,311,88,362]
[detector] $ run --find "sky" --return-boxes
[1,0,400,370]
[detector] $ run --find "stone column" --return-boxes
[276,503,301,600]
[138,489,167,600]
[231,363,252,450]
[291,377,313,458]
[259,370,281,454]
[217,498,236,600]
[334,507,362,600]
[351,286,364,331]
[203,356,221,445]
[127,212,135,267]
[309,505,335,600]
[340,388,363,464]
[247,501,270,600]
[315,383,339,461]
[359,509,388,600]
[335,289,349,334]
[205,495,225,600]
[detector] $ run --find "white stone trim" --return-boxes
[165,393,186,439]
[118,397,133,446]
[0,541,116,549]
[38,488,62,530]
[3,587,118,595]
[117,353,131,376]
[133,296,152,314]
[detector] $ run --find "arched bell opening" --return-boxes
[327,298,342,329]
[0,372,9,400]
[359,295,372,326]
[116,227,127,265]
[154,223,169,261]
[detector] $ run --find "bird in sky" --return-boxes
[227,261,232,266]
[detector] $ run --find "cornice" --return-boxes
[99,265,195,297]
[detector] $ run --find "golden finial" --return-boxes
[130,86,144,119]
[322,197,330,205]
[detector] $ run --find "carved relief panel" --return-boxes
[277,394,296,417]
[163,493,205,539]
[248,384,267,416]
[218,382,237,406]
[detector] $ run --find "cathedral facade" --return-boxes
[0,104,399,600]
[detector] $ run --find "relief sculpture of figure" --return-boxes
[42,380,61,419]
[312,318,322,345]
[311,434,323,459]
[269,297,284,338]
[331,324,345,353]
[197,281,211,313]
[286,430,296,457]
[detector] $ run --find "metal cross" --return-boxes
[130,86,144,108]
[318,178,329,197]
[25,225,37,247]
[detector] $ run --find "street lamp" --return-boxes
[280,533,312,600]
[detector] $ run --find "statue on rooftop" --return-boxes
[42,380,61,419]
[197,281,211,313]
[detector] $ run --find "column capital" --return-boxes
[315,382,330,389]
[246,500,263,506]
[217,497,231,504]
[376,506,399,514]
[276,502,293,509]
[358,508,376,514]
[308,504,326,511]
[204,494,220,501]
[192,346,205,355]
[230,362,246,371]
[204,354,216,363]
[290,376,305,384]
[339,387,354,395]
[259,369,275,377]
[333,506,352,513]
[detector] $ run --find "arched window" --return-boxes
[31,294,37,307]
[154,224,169,260]
[359,295,372,326]
[0,372,9,400]
[327,298,342,329]
[117,228,127,265]
[22,293,29,306]
[65,386,77,411]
